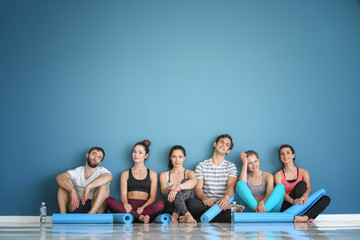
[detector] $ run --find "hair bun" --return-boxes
[142,140,151,147]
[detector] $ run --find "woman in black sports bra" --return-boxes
[159,145,197,223]
[106,140,164,223]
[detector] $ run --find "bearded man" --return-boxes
[56,147,112,214]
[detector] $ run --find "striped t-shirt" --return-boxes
[195,158,238,202]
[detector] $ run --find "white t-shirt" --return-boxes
[67,166,111,200]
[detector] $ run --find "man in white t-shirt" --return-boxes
[185,134,243,222]
[56,147,113,214]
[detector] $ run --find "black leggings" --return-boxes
[185,198,231,222]
[281,181,331,219]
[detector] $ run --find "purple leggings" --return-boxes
[106,197,164,222]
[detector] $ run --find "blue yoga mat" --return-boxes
[52,214,113,224]
[284,188,326,216]
[113,213,134,224]
[154,214,173,223]
[200,195,234,223]
[232,212,294,223]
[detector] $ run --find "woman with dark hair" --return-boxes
[274,144,331,222]
[106,140,164,223]
[159,145,197,223]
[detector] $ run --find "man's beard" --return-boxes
[87,157,100,168]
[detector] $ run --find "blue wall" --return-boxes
[1,0,359,215]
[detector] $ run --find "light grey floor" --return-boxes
[1,216,360,239]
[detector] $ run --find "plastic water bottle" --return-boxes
[231,201,237,223]
[40,202,47,224]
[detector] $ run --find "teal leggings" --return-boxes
[236,181,285,212]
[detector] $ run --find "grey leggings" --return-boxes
[164,179,194,216]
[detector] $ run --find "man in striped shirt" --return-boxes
[185,134,241,222]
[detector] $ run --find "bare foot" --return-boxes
[178,216,186,223]
[294,215,309,223]
[171,212,179,223]
[139,215,150,223]
[308,218,315,224]
[237,205,245,212]
[184,212,197,223]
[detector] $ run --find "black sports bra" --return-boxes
[127,168,151,194]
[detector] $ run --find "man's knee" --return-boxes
[185,198,194,207]
[185,198,202,210]
[94,184,110,197]
[100,183,110,191]
[57,186,67,195]
[57,187,71,204]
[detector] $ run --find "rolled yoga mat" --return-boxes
[232,212,294,223]
[52,214,113,224]
[154,214,173,223]
[200,195,234,223]
[284,188,326,216]
[113,213,134,224]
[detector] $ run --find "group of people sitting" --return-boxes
[56,134,330,223]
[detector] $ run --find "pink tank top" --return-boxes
[281,167,303,195]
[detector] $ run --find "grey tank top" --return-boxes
[167,170,187,186]
[247,171,266,198]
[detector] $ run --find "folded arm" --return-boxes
[82,173,113,204]
[56,172,79,209]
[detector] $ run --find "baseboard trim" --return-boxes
[315,214,360,222]
[0,216,52,223]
